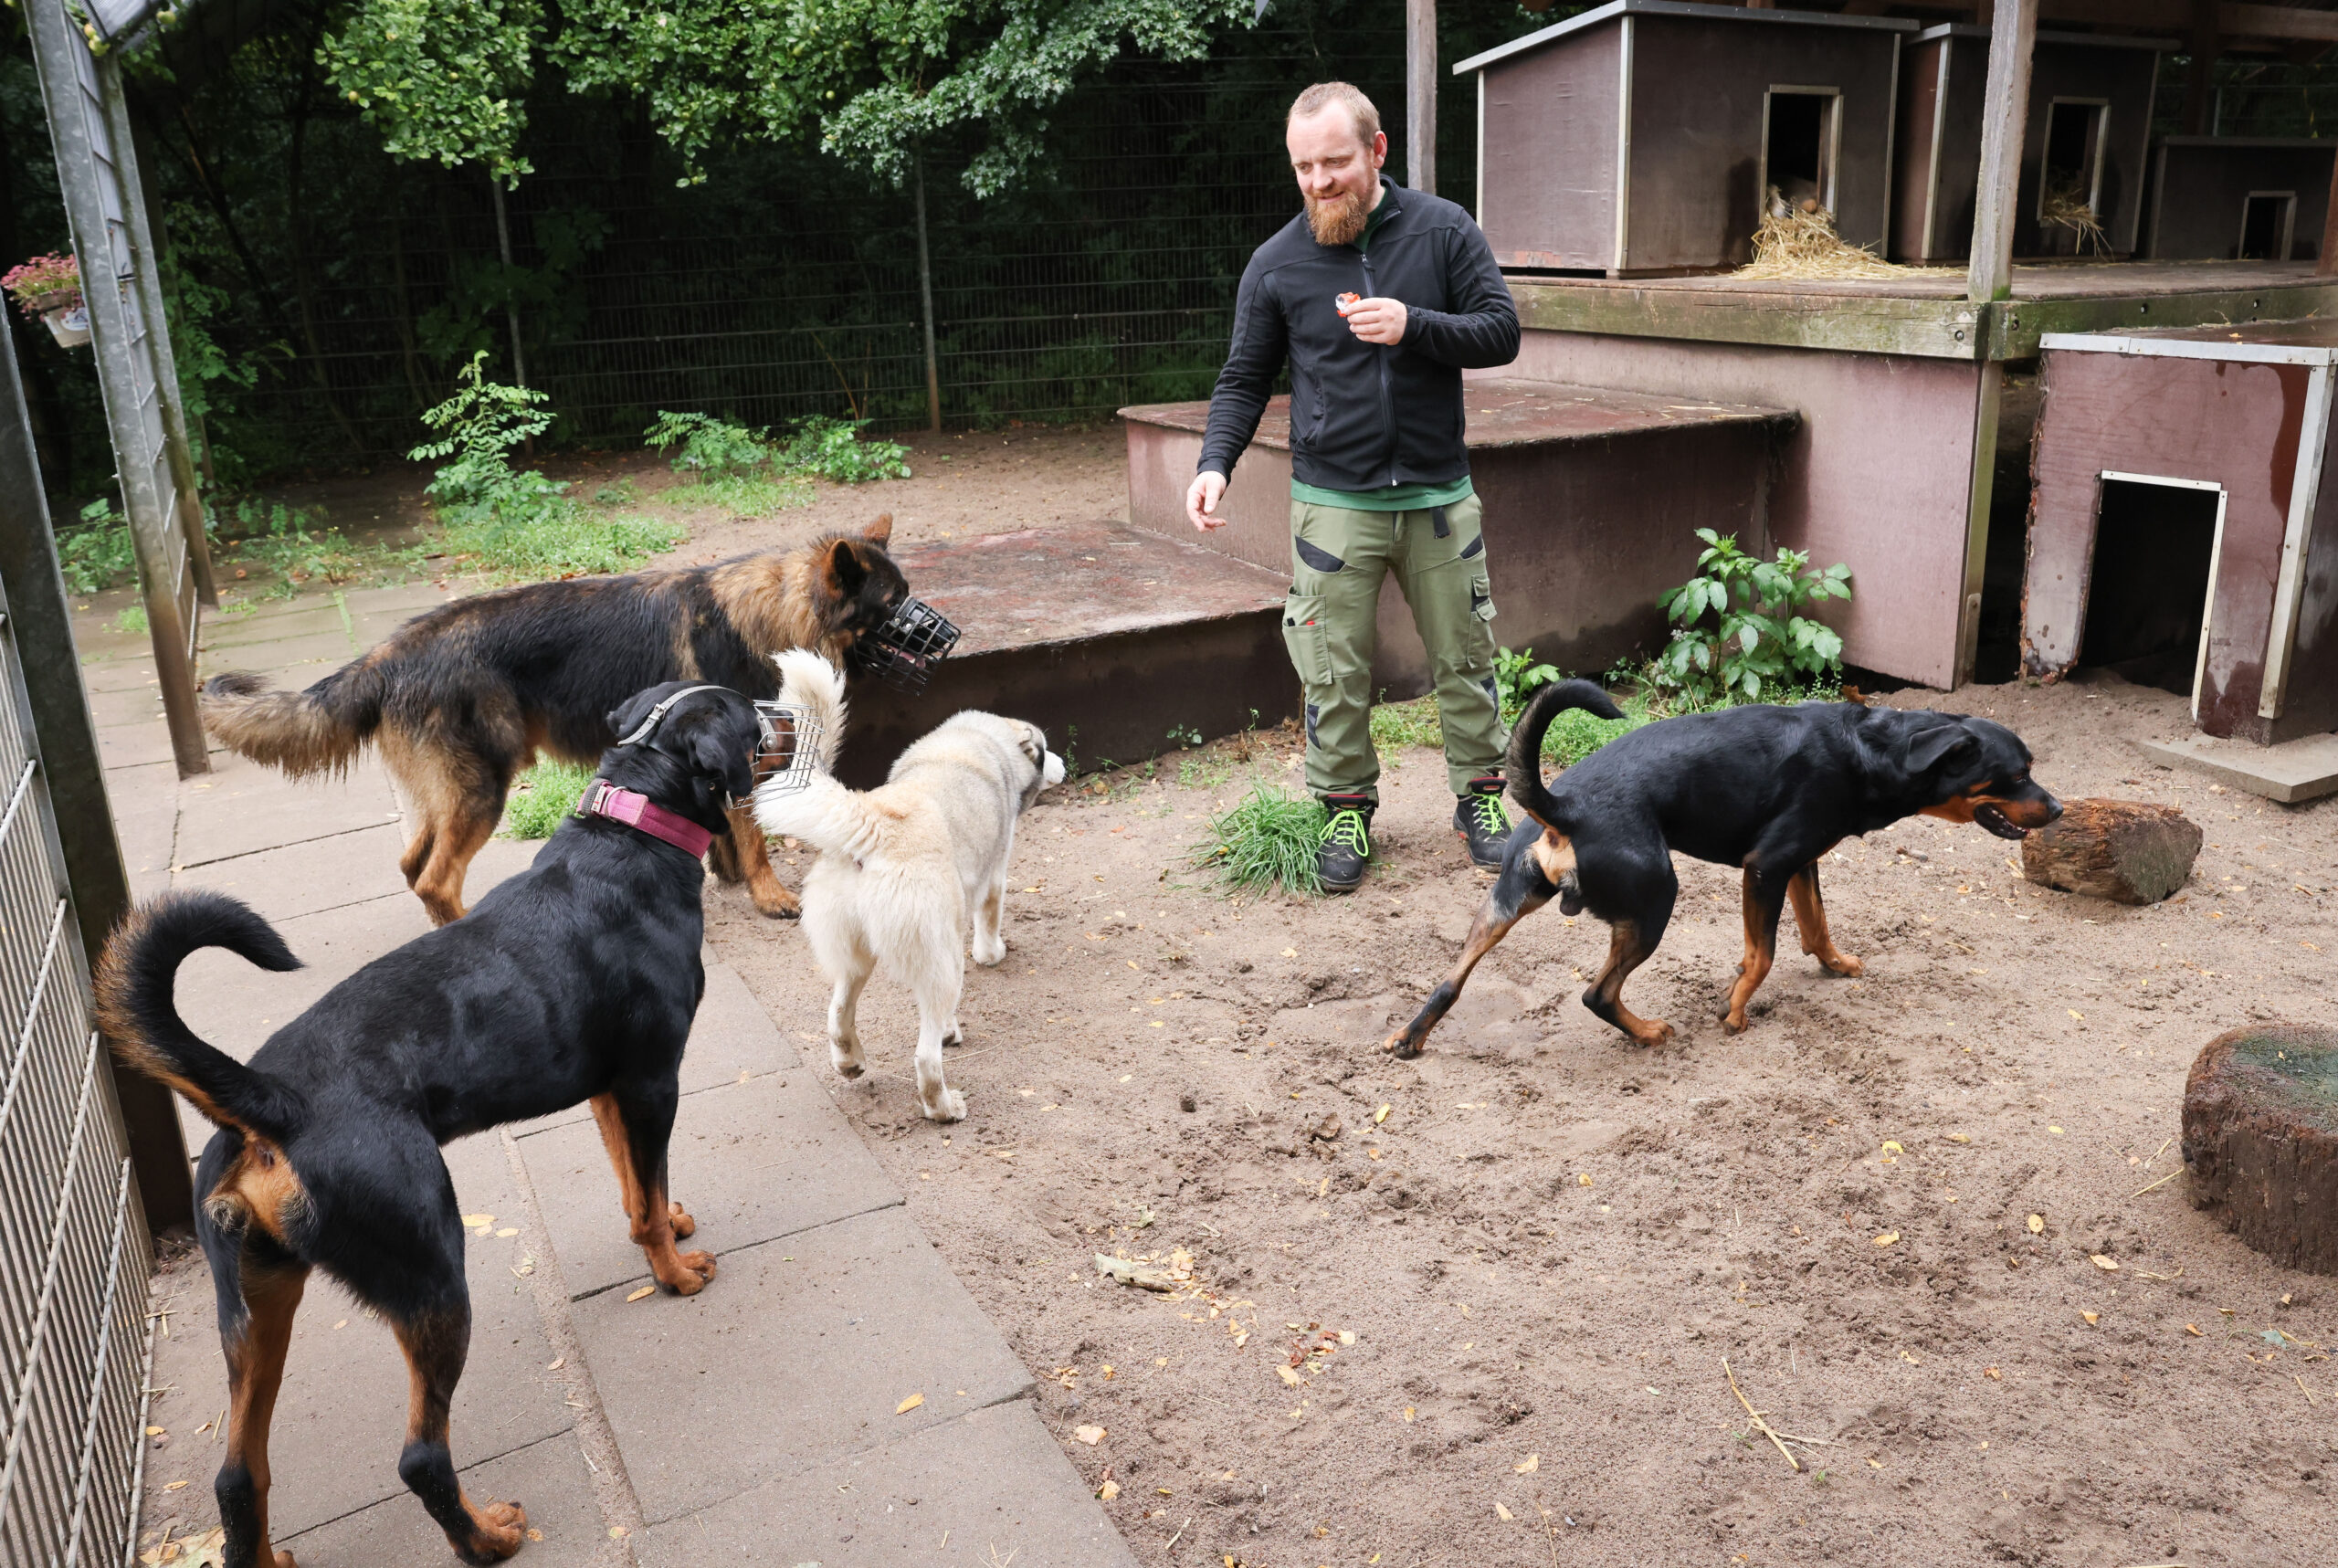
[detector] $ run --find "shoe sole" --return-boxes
[1322,870,1366,893]
[1455,826,1505,874]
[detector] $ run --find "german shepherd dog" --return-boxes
[97,682,762,1568]
[200,518,907,925]
[1385,681,2062,1055]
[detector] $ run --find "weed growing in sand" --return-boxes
[217,498,422,598]
[1193,783,1327,898]
[56,500,139,594]
[112,605,147,636]
[500,757,598,839]
[1369,691,1441,751]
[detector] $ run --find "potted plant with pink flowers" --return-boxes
[3,253,89,347]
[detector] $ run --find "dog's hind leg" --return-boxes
[971,865,1007,968]
[592,1088,717,1294]
[394,1307,528,1563]
[1787,862,1864,977]
[817,930,875,1079]
[383,730,505,926]
[1384,827,1565,1058]
[909,931,969,1122]
[1721,868,1794,1033]
[212,1242,308,1568]
[720,805,801,919]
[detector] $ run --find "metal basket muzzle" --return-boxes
[850,596,961,694]
[749,700,823,797]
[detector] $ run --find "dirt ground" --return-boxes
[711,673,2336,1568]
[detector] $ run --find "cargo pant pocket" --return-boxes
[1469,572,1497,625]
[1282,592,1334,689]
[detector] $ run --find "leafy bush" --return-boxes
[56,500,139,595]
[440,505,684,581]
[1655,529,1851,704]
[1191,783,1327,897]
[1493,645,1563,722]
[645,410,773,478]
[777,416,911,484]
[500,757,598,839]
[410,351,556,512]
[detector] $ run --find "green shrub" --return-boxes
[1655,529,1851,704]
[500,758,598,839]
[56,500,139,595]
[644,409,772,478]
[777,415,911,484]
[410,351,555,513]
[113,605,148,636]
[1191,783,1327,897]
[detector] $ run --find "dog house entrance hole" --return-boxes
[2239,192,2298,259]
[2079,475,2223,702]
[2039,100,2109,217]
[1763,89,1840,215]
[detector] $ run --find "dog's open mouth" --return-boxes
[1974,801,2031,840]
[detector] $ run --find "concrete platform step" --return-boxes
[2142,729,2338,803]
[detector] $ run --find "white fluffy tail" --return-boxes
[755,652,881,862]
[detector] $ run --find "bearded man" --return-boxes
[1188,81,1522,892]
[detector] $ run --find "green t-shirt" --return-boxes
[1291,188,1470,513]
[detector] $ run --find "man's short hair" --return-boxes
[1289,82,1381,146]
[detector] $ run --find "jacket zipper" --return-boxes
[1357,248,1397,486]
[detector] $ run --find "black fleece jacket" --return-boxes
[1198,181,1520,492]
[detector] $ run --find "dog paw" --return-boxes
[658,1250,718,1295]
[271,1552,301,1568]
[831,1041,866,1079]
[1719,1009,1748,1035]
[668,1201,696,1240]
[455,1500,527,1563]
[751,884,803,921]
[973,940,1006,967]
[1823,952,1865,978]
[1381,1028,1423,1059]
[923,1089,968,1123]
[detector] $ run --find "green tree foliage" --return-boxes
[323,0,1253,195]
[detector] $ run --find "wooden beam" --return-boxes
[1407,0,1437,195]
[2185,0,2220,134]
[1890,0,2338,38]
[2222,5,2338,43]
[2319,146,2338,276]
[1968,0,2037,305]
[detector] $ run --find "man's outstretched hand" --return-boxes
[1187,469,1229,531]
[1343,296,1407,346]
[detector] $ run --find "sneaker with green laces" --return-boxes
[1316,795,1374,893]
[1454,774,1511,871]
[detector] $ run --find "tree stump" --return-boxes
[2020,797,2201,904]
[2183,1026,2338,1275]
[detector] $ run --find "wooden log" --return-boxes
[2183,1026,2338,1276]
[2019,797,2201,904]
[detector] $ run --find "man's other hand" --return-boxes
[1344,296,1407,346]
[1187,469,1229,531]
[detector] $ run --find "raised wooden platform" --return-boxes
[1509,260,2338,361]
[1122,377,1796,693]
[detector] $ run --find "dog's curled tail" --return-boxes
[96,891,307,1142]
[756,651,882,862]
[1505,679,1626,831]
[200,659,385,779]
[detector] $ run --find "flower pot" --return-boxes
[41,303,89,348]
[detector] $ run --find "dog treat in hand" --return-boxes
[1336,292,1362,316]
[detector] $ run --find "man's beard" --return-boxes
[1305,185,1371,247]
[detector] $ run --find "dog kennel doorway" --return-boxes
[2039,98,2110,218]
[2238,191,2298,259]
[1762,88,1842,214]
[2079,473,2225,713]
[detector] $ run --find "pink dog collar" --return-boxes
[576,780,714,858]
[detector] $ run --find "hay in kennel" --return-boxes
[2039,181,2110,257]
[1735,186,1940,281]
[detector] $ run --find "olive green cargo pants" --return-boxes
[1279,495,1506,804]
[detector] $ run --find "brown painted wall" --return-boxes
[1479,25,1621,270]
[2023,351,2303,741]
[1892,35,1946,263]
[2274,399,2338,743]
[2145,140,2334,262]
[1491,334,1984,689]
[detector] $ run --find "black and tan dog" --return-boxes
[201,518,907,925]
[1385,681,2062,1055]
[98,682,762,1568]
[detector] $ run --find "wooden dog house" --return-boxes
[2024,320,2338,745]
[2144,138,2336,262]
[1891,26,2171,264]
[1456,1,1914,276]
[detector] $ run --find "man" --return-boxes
[1188,80,1522,893]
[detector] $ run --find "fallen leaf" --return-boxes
[1374,1104,1391,1125]
[897,1393,925,1415]
[460,1214,493,1227]
[495,1227,518,1238]
[1880,1141,1903,1154]
[1339,1330,1356,1346]
[2185,1323,2204,1336]
[1277,1365,1301,1386]
[164,1480,188,1491]
[1403,1405,1416,1422]
[1495,1501,1513,1521]
[2082,1311,2100,1326]
[1095,1254,1174,1291]
[1281,948,1297,958]
[546,1358,564,1371]
[1075,1424,1106,1445]
[1099,1479,1121,1501]
[2027,1214,2046,1234]
[1514,1452,1540,1473]
[1577,1173,1594,1186]
[1984,1365,2002,1380]
[2067,1010,2082,1023]
[2090,1254,2121,1272]
[2048,1125,2066,1135]
[1945,1132,1972,1143]
[625,1285,656,1303]
[1872,1232,1900,1247]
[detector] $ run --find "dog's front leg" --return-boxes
[591,1089,717,1294]
[1787,862,1863,977]
[722,805,801,919]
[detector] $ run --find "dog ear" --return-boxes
[1905,725,1979,774]
[686,711,756,804]
[862,513,894,549]
[829,539,869,600]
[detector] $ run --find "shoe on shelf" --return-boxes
[1454,774,1511,872]
[1316,795,1374,893]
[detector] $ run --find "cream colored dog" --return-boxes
[755,651,1064,1121]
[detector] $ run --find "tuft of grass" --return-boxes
[673,470,810,518]
[499,758,598,839]
[441,504,685,582]
[1369,693,1442,751]
[112,605,147,636]
[1192,782,1327,898]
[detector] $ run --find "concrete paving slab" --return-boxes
[86,683,167,729]
[275,1432,608,1568]
[344,581,464,617]
[139,1135,576,1541]
[98,720,185,771]
[520,1070,895,1300]
[197,630,366,678]
[174,824,412,921]
[173,892,435,1058]
[105,766,179,900]
[2142,730,2338,804]
[637,1398,1136,1568]
[78,654,159,692]
[573,1206,1035,1525]
[174,753,402,867]
[200,602,353,651]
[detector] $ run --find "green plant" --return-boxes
[1493,645,1564,721]
[410,351,557,514]
[500,757,599,839]
[776,416,911,484]
[645,410,772,478]
[440,507,684,581]
[1655,530,1851,704]
[593,478,639,507]
[56,500,140,595]
[1369,693,1441,751]
[1191,783,1327,898]
[1164,722,1203,749]
[113,605,148,636]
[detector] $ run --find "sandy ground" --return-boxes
[710,675,2337,1568]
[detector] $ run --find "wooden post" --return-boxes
[2182,0,2219,137]
[2319,145,2338,276]
[1406,0,1437,195]
[1955,0,2036,688]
